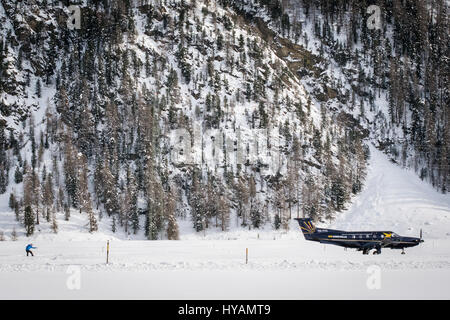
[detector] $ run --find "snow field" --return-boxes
[1,238,450,299]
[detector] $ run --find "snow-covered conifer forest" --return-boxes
[0,0,448,239]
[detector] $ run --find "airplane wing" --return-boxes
[381,236,394,247]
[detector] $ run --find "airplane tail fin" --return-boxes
[294,218,317,240]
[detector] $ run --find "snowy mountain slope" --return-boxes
[230,0,449,193]
[330,144,450,239]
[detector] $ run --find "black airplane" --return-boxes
[295,218,424,255]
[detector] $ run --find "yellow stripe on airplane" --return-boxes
[301,226,314,234]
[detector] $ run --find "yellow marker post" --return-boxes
[106,240,110,264]
[246,248,248,264]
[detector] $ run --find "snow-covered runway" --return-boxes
[3,269,450,299]
[1,238,450,299]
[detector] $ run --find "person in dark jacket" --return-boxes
[26,244,36,256]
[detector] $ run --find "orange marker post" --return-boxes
[106,240,110,264]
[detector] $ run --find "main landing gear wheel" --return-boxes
[401,249,406,255]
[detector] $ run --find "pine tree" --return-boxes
[176,43,191,83]
[111,215,116,233]
[165,189,179,240]
[145,160,164,239]
[46,207,51,223]
[121,192,130,234]
[78,154,97,233]
[23,167,41,225]
[127,171,139,234]
[101,159,119,217]
[0,168,7,194]
[14,201,20,222]
[274,214,281,230]
[14,166,23,183]
[9,192,16,209]
[35,79,42,98]
[43,172,54,215]
[218,193,230,232]
[248,176,261,228]
[24,205,34,236]
[64,203,70,221]
[250,198,263,229]
[188,170,206,232]
[63,135,79,208]
[87,205,98,233]
[235,177,249,226]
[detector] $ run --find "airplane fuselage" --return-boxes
[295,218,424,254]
[308,229,422,250]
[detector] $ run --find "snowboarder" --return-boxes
[26,243,36,256]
